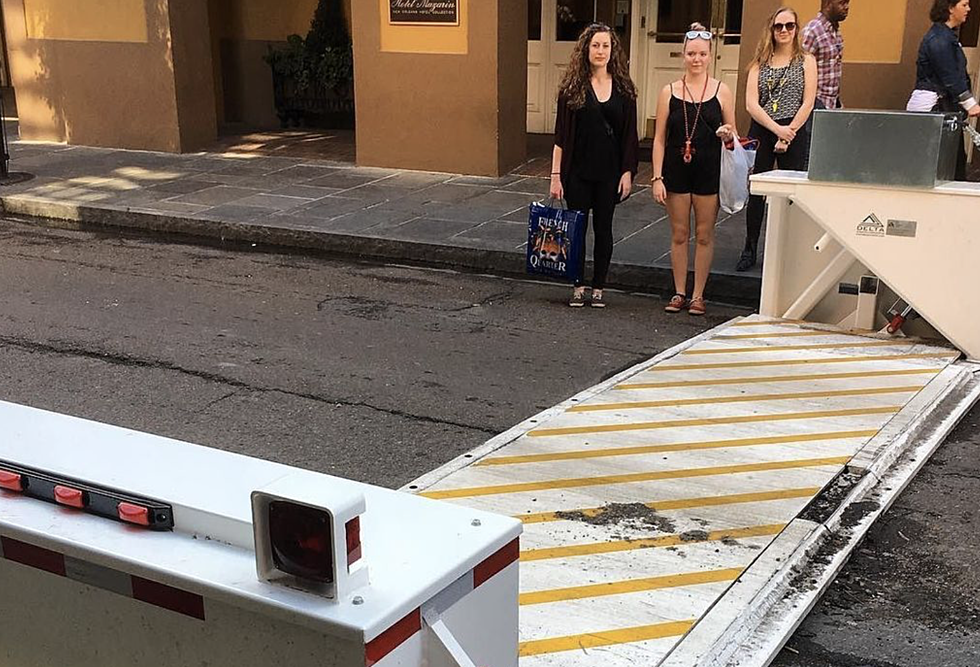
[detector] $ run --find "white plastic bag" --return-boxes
[719,134,756,215]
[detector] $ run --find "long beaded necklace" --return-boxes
[681,75,709,164]
[766,63,789,114]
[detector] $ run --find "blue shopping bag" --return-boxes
[526,200,587,283]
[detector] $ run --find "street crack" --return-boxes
[0,335,497,435]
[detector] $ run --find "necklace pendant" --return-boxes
[772,100,779,113]
[683,140,693,164]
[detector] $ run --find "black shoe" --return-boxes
[736,247,757,272]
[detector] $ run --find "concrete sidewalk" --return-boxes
[0,140,762,306]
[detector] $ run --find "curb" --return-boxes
[0,195,762,308]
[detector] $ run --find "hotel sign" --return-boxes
[389,0,459,25]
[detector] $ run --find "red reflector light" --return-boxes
[0,469,23,492]
[346,516,361,568]
[53,485,85,508]
[268,501,334,584]
[118,502,151,526]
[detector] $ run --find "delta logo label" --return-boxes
[857,213,886,237]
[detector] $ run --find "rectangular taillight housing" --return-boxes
[268,501,335,584]
[252,475,367,598]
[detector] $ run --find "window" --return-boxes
[528,0,542,41]
[557,0,595,42]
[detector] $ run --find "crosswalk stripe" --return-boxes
[481,430,876,466]
[520,567,743,605]
[644,352,957,372]
[682,341,910,355]
[614,368,941,390]
[518,620,695,656]
[420,456,849,500]
[518,487,822,524]
[569,385,924,413]
[526,406,899,438]
[520,524,787,561]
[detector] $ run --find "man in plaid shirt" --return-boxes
[803,0,851,109]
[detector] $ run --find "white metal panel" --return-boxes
[752,172,980,359]
[0,557,363,667]
[0,401,521,643]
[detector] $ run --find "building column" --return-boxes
[351,0,527,176]
[2,0,216,152]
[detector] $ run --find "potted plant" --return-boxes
[265,0,354,128]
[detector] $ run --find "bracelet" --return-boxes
[550,171,561,175]
[651,175,664,182]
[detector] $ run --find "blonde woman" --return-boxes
[651,23,736,316]
[737,7,817,272]
[549,23,639,308]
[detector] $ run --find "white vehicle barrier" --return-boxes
[752,170,980,360]
[0,401,521,667]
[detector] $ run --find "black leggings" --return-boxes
[744,118,811,248]
[565,174,618,289]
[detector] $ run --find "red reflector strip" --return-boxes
[0,536,67,576]
[0,469,23,492]
[53,485,85,508]
[1,534,205,621]
[132,576,206,621]
[346,516,361,568]
[473,537,520,589]
[365,608,421,666]
[118,502,150,526]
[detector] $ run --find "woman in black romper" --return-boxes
[651,23,737,316]
[550,23,639,308]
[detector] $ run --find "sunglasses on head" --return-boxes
[588,22,613,31]
[772,21,797,32]
[685,30,712,41]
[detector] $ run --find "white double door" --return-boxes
[527,0,634,134]
[527,0,742,137]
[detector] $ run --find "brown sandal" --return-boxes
[688,296,706,316]
[664,294,687,313]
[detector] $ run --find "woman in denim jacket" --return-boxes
[908,0,980,179]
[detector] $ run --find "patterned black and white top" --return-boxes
[758,58,806,121]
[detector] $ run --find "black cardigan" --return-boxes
[554,89,639,184]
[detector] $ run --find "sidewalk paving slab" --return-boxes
[1,141,763,307]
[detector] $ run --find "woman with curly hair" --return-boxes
[549,23,639,308]
[651,23,736,316]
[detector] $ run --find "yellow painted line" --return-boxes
[644,352,958,373]
[569,385,924,413]
[521,523,787,562]
[519,620,695,657]
[616,367,942,390]
[520,567,743,605]
[714,331,855,340]
[526,406,899,438]
[420,456,849,500]
[482,430,876,467]
[518,487,822,524]
[682,341,908,355]
[730,319,804,327]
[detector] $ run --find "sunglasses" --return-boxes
[588,22,613,31]
[772,21,797,32]
[685,30,712,41]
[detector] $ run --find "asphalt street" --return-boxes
[0,218,977,665]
